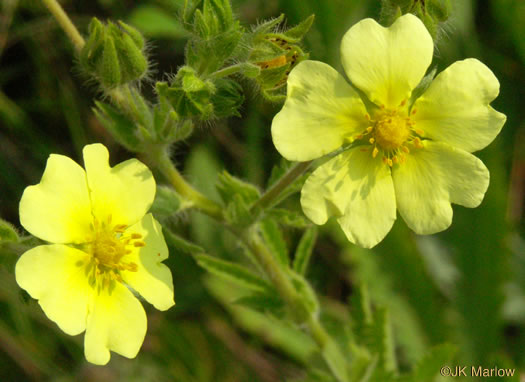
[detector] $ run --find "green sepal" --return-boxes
[153,95,194,143]
[409,66,437,106]
[282,14,315,42]
[216,170,261,205]
[210,78,244,118]
[251,14,285,35]
[156,67,215,119]
[0,219,19,243]
[118,20,145,49]
[100,35,121,87]
[93,101,142,151]
[112,28,148,84]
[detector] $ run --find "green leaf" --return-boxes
[127,5,189,39]
[195,253,274,294]
[293,227,317,275]
[367,308,397,376]
[93,101,142,151]
[0,219,19,243]
[210,78,244,118]
[322,339,351,382]
[163,228,205,255]
[150,186,185,218]
[216,170,261,205]
[288,270,319,315]
[265,208,309,228]
[350,284,373,340]
[224,193,253,226]
[402,344,456,382]
[233,292,284,315]
[260,218,289,266]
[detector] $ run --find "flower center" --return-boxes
[373,111,410,151]
[352,103,424,166]
[83,216,142,292]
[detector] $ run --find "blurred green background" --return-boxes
[1,0,525,380]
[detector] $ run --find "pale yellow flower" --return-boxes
[16,143,174,365]
[271,14,506,248]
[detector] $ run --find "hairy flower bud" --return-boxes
[80,18,148,89]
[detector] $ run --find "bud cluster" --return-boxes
[80,18,149,89]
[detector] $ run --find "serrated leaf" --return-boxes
[350,284,373,340]
[293,227,317,275]
[367,308,397,375]
[260,219,289,266]
[163,229,204,255]
[288,270,319,315]
[403,344,456,382]
[224,193,253,226]
[233,292,284,315]
[216,170,260,205]
[322,339,351,382]
[283,14,315,42]
[265,208,309,228]
[0,219,19,242]
[93,101,142,151]
[195,254,274,294]
[150,186,185,218]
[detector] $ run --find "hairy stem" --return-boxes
[41,0,85,52]
[241,229,347,382]
[154,150,224,220]
[252,161,312,211]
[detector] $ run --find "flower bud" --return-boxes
[80,18,148,89]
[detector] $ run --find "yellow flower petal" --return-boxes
[413,59,506,153]
[15,245,92,335]
[84,282,147,365]
[340,14,433,108]
[301,148,396,248]
[121,213,175,311]
[392,141,489,235]
[19,154,92,243]
[272,60,368,162]
[83,143,156,227]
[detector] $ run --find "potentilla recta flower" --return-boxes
[16,143,174,365]
[271,14,506,248]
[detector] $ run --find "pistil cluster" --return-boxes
[355,103,424,166]
[83,215,143,292]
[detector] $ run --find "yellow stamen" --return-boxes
[372,147,379,158]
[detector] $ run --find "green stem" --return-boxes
[241,229,348,382]
[41,0,85,52]
[252,161,311,211]
[154,150,224,220]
